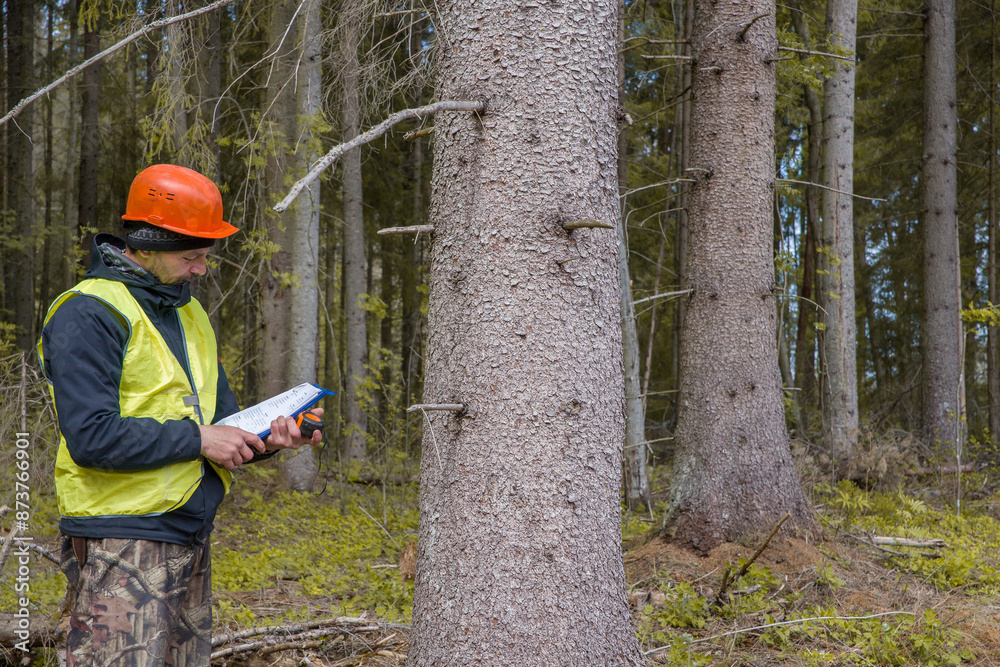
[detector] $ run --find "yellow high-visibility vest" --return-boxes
[38,278,232,518]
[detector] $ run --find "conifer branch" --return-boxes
[274,101,484,212]
[0,0,239,129]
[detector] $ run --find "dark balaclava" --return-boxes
[122,221,215,252]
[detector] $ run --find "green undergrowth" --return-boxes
[628,482,997,665]
[818,481,1000,593]
[212,465,419,627]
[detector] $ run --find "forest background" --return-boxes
[2,0,1000,664]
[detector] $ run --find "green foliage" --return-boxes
[760,607,973,666]
[817,483,1000,593]
[647,582,710,629]
[213,483,419,624]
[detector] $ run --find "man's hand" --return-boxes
[199,425,266,470]
[265,407,325,451]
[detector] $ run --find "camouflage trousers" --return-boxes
[60,536,212,667]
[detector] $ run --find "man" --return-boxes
[37,164,322,666]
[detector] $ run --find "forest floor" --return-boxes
[3,459,1000,666]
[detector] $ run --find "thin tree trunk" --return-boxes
[78,10,99,248]
[672,0,693,395]
[260,0,297,400]
[280,0,322,490]
[788,4,819,415]
[620,0,650,511]
[6,0,37,350]
[410,0,643,662]
[988,6,999,451]
[921,0,962,456]
[661,0,815,552]
[820,0,859,478]
[341,1,369,465]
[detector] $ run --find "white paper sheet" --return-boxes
[215,382,334,438]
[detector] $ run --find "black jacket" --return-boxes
[41,234,243,545]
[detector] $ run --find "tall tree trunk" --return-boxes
[5,0,37,350]
[620,0,650,511]
[260,0,297,402]
[988,6,999,452]
[661,0,815,552]
[921,0,962,456]
[788,4,819,416]
[280,0,322,490]
[166,0,188,157]
[410,0,643,662]
[672,0,693,395]
[819,0,859,478]
[341,2,369,465]
[78,10,98,247]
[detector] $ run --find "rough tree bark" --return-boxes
[819,0,859,477]
[921,0,962,456]
[409,0,643,663]
[660,0,815,553]
[341,0,369,465]
[990,10,999,452]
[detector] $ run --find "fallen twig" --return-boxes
[717,513,790,603]
[211,626,379,660]
[212,616,374,647]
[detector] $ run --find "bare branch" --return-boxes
[0,0,239,129]
[631,289,693,307]
[563,219,614,230]
[377,225,435,236]
[407,403,464,413]
[778,46,855,62]
[777,178,886,203]
[274,100,484,212]
[404,126,436,141]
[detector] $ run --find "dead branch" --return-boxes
[631,289,693,307]
[871,536,948,549]
[0,526,20,576]
[211,626,379,660]
[274,101,484,212]
[212,616,374,647]
[407,403,464,413]
[404,126,435,141]
[717,513,790,602]
[260,639,325,656]
[777,178,885,203]
[778,46,855,62]
[563,219,614,230]
[0,0,238,129]
[377,225,435,236]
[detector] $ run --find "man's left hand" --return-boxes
[265,407,325,450]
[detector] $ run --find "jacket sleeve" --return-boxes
[42,297,203,471]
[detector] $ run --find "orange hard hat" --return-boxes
[122,164,238,239]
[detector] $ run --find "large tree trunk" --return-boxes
[5,0,37,350]
[921,0,962,455]
[410,0,643,663]
[341,3,369,465]
[660,0,814,553]
[819,0,859,478]
[280,0,323,490]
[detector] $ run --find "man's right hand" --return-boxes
[199,425,267,470]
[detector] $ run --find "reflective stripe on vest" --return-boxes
[37,278,233,518]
